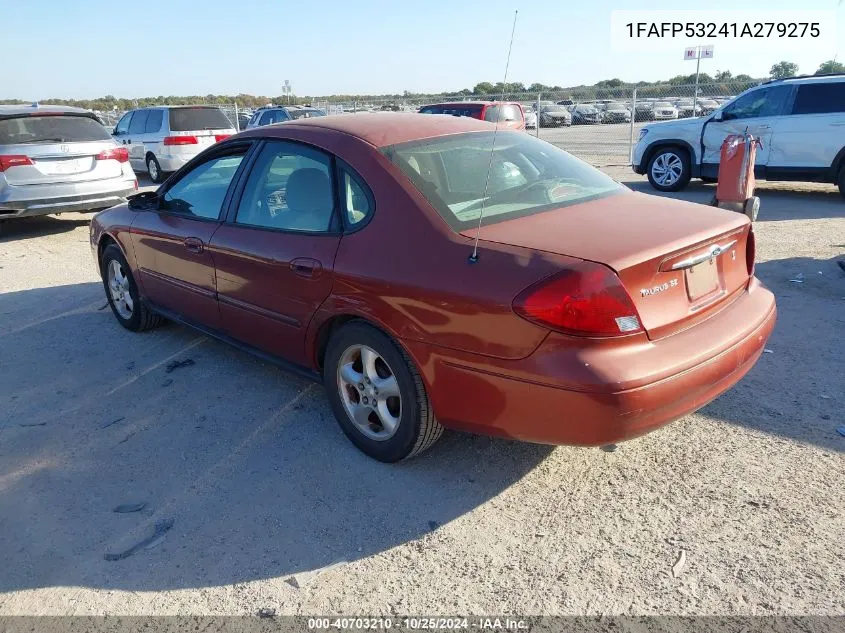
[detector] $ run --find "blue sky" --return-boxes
[5,0,844,99]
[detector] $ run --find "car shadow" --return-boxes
[0,282,552,593]
[621,179,845,222]
[700,255,844,454]
[0,214,91,242]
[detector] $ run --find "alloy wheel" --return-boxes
[337,344,402,441]
[107,259,134,320]
[651,152,683,187]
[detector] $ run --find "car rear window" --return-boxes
[383,131,623,231]
[169,107,232,131]
[0,114,111,145]
[419,105,483,118]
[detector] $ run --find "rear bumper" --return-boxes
[0,183,136,218]
[404,279,776,446]
[156,154,194,173]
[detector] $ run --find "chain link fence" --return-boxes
[310,81,759,167]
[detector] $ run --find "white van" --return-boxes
[632,75,845,196]
[112,106,236,183]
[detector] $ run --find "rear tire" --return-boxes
[146,154,164,184]
[323,321,443,462]
[100,244,163,332]
[647,147,691,192]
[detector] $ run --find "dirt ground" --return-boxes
[0,170,843,616]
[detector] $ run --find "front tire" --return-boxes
[323,321,443,462]
[100,244,163,332]
[836,167,845,199]
[146,154,164,184]
[647,147,691,192]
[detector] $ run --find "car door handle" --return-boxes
[184,237,204,254]
[290,257,322,278]
[753,125,770,130]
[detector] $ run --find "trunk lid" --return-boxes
[461,191,752,340]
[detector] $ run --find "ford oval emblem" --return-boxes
[60,144,70,153]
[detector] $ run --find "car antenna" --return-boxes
[468,9,518,264]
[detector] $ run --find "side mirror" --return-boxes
[112,130,121,136]
[712,110,724,122]
[127,191,160,211]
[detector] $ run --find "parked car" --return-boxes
[600,102,632,124]
[236,112,252,131]
[698,99,720,115]
[246,106,327,130]
[523,107,538,129]
[633,75,845,194]
[91,113,775,462]
[651,102,679,120]
[571,104,602,125]
[0,104,137,224]
[674,99,701,118]
[418,102,525,130]
[112,106,235,183]
[538,105,572,127]
[634,102,655,121]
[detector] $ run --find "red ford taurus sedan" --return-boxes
[90,113,776,462]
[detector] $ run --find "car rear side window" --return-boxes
[339,165,373,227]
[0,115,111,144]
[169,107,232,131]
[384,131,622,231]
[791,82,845,115]
[483,105,520,123]
[419,105,483,118]
[235,141,335,232]
[145,109,163,133]
[161,153,245,220]
[128,110,149,134]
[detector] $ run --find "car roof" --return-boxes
[130,105,223,110]
[239,112,497,147]
[0,104,94,117]
[422,101,520,107]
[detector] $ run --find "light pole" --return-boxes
[685,45,713,115]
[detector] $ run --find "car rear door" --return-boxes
[0,113,124,187]
[130,142,251,330]
[126,109,149,171]
[767,80,845,175]
[701,85,792,174]
[209,140,344,366]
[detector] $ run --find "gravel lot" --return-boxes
[0,170,843,616]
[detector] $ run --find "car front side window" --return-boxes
[115,112,133,135]
[161,153,245,220]
[721,85,790,121]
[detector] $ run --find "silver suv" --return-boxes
[113,106,236,182]
[245,105,327,129]
[0,104,137,222]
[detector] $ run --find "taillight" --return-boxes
[95,147,129,162]
[746,228,756,276]
[214,134,231,142]
[163,135,198,146]
[0,155,34,171]
[513,262,643,337]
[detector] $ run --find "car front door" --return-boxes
[209,140,345,366]
[130,143,251,330]
[767,80,845,176]
[112,111,133,155]
[125,109,150,172]
[701,84,792,176]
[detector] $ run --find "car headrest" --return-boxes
[285,168,332,215]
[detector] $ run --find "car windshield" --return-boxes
[543,106,567,113]
[383,131,623,231]
[0,114,110,144]
[169,107,232,131]
[419,105,483,117]
[288,109,326,119]
[606,103,625,109]
[654,102,673,108]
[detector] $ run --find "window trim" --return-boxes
[335,158,376,234]
[155,140,255,223]
[221,138,343,236]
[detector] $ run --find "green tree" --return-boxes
[473,82,495,95]
[714,70,732,81]
[733,74,754,81]
[769,61,798,80]
[816,60,845,75]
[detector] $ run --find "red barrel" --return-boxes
[715,133,759,204]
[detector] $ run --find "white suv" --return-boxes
[632,75,845,196]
